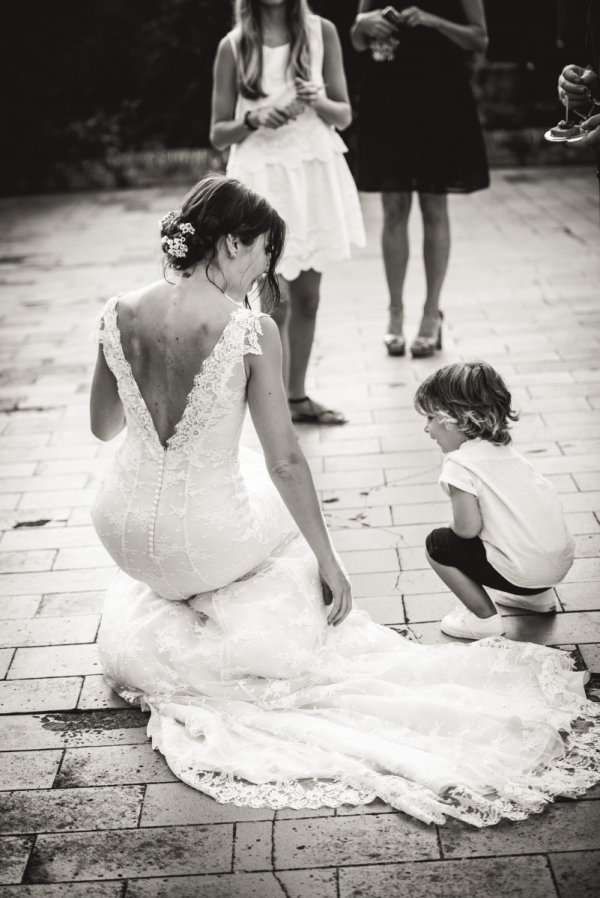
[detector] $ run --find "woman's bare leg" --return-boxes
[417,192,450,338]
[381,192,412,334]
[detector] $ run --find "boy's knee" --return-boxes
[426,527,443,555]
[425,527,453,567]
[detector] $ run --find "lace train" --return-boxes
[100,562,600,828]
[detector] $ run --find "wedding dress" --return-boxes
[93,296,600,827]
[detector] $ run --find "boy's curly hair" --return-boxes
[414,361,520,445]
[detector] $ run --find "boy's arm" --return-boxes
[448,484,482,538]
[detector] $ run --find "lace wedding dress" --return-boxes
[93,296,600,826]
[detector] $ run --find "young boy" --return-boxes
[414,361,575,640]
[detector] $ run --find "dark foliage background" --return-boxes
[2,0,590,194]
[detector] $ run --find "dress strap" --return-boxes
[227,28,241,66]
[240,308,265,356]
[91,295,119,346]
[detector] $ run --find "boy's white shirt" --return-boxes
[439,439,575,588]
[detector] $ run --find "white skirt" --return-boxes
[227,151,365,282]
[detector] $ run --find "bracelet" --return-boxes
[244,110,258,131]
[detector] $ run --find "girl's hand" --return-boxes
[397,6,436,28]
[295,78,323,107]
[281,97,305,118]
[255,106,291,129]
[558,65,598,108]
[356,10,398,39]
[319,559,352,626]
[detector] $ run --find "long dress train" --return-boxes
[93,296,600,827]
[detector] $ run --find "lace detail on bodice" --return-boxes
[166,307,264,455]
[99,296,159,457]
[97,297,264,458]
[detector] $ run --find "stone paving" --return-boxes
[0,166,599,897]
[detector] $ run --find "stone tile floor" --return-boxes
[0,166,599,896]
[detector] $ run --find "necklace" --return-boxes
[222,291,244,307]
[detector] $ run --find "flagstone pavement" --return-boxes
[0,166,599,897]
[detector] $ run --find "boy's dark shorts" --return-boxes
[426,527,549,596]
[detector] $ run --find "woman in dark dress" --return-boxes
[351,2,489,357]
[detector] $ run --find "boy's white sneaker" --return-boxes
[441,607,505,640]
[492,589,557,613]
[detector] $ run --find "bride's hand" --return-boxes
[319,560,352,626]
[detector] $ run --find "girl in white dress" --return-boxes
[211,0,365,425]
[90,175,600,827]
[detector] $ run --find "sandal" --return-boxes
[288,396,347,426]
[383,334,406,357]
[384,306,406,357]
[410,311,444,359]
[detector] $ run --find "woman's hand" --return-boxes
[577,112,600,149]
[397,6,437,28]
[319,558,352,626]
[254,105,293,129]
[558,65,598,108]
[355,10,399,40]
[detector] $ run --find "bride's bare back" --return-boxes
[116,283,239,447]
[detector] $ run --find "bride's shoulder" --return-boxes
[241,310,279,360]
[115,281,169,323]
[116,281,167,311]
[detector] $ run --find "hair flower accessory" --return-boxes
[159,210,179,229]
[162,235,189,258]
[159,212,196,261]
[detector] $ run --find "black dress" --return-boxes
[356,0,489,194]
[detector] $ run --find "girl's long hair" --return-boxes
[234,0,312,99]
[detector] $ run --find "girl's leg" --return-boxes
[426,548,498,619]
[269,277,290,390]
[286,268,321,400]
[381,192,412,335]
[416,192,450,338]
[286,269,345,422]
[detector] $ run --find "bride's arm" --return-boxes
[90,345,125,440]
[247,317,352,625]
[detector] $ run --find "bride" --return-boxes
[90,175,599,826]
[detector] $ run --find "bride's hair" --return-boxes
[159,175,286,310]
[233,0,312,99]
[414,362,520,446]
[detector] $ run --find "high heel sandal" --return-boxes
[410,311,443,359]
[384,307,406,357]
[383,333,406,357]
